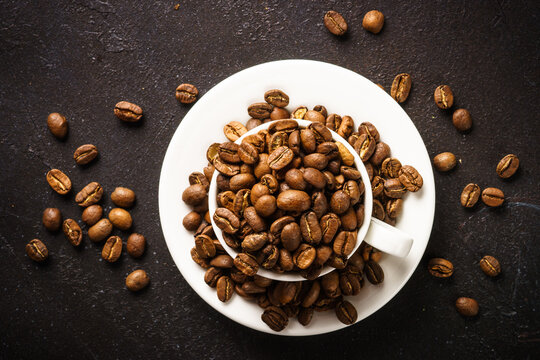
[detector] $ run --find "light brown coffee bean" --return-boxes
[452,108,472,132]
[479,255,501,277]
[175,83,198,104]
[46,169,72,195]
[63,219,82,246]
[433,152,457,172]
[337,116,354,139]
[73,144,98,165]
[81,205,102,226]
[428,258,454,278]
[102,236,123,263]
[268,146,294,170]
[216,276,234,302]
[110,187,136,208]
[324,10,348,36]
[26,239,48,262]
[304,110,325,123]
[75,182,103,207]
[109,208,132,230]
[182,184,207,206]
[362,10,384,34]
[210,255,234,269]
[434,85,454,109]
[213,207,241,234]
[114,101,143,122]
[223,121,248,141]
[496,154,519,179]
[254,195,277,217]
[127,233,146,258]
[264,89,289,107]
[277,190,311,212]
[381,158,402,178]
[234,253,259,276]
[300,212,322,245]
[293,244,316,269]
[354,134,376,161]
[481,187,504,207]
[390,73,412,103]
[42,208,62,231]
[126,269,150,291]
[460,183,481,208]
[248,102,273,119]
[455,297,479,316]
[333,231,357,257]
[47,112,68,139]
[88,218,113,242]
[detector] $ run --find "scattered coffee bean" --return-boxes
[102,236,123,263]
[496,154,519,179]
[455,297,479,317]
[81,205,102,226]
[428,258,453,278]
[434,85,454,109]
[216,276,234,302]
[365,260,384,284]
[46,169,72,195]
[47,112,68,139]
[452,108,472,132]
[362,10,384,34]
[398,165,423,192]
[73,144,98,165]
[175,83,198,104]
[264,89,289,107]
[324,10,348,36]
[42,208,62,231]
[109,208,133,230]
[114,101,143,122]
[335,300,357,325]
[183,211,202,231]
[127,233,146,258]
[26,239,48,262]
[75,182,103,207]
[479,255,501,277]
[111,187,136,208]
[126,269,149,291]
[88,218,113,242]
[182,184,207,206]
[433,152,457,172]
[481,187,504,207]
[460,183,481,208]
[390,73,412,103]
[63,219,82,246]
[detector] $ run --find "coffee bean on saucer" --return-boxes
[324,10,348,36]
[496,154,519,179]
[224,121,248,141]
[335,300,357,325]
[183,211,202,231]
[433,152,457,172]
[26,239,48,262]
[114,101,143,122]
[261,306,288,331]
[264,89,289,107]
[102,236,123,263]
[391,73,412,103]
[479,255,501,277]
[455,297,479,316]
[428,258,453,278]
[42,208,62,231]
[63,219,82,246]
[127,233,146,258]
[481,187,504,207]
[434,85,454,109]
[175,83,198,104]
[248,102,273,119]
[460,183,481,208]
[216,276,234,302]
[46,169,72,195]
[362,10,384,34]
[365,260,384,284]
[73,144,98,165]
[111,187,136,208]
[398,165,423,192]
[75,182,103,207]
[47,112,68,139]
[126,269,149,291]
[452,108,472,132]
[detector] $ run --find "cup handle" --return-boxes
[363,218,413,258]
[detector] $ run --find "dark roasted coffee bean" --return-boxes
[321,271,341,298]
[398,165,423,192]
[234,253,259,276]
[277,190,311,212]
[264,89,289,107]
[204,267,222,287]
[248,102,273,119]
[63,219,82,246]
[210,254,234,268]
[481,187,504,207]
[460,183,481,208]
[335,300,357,325]
[384,178,407,198]
[303,168,326,189]
[340,272,361,296]
[73,144,98,165]
[455,297,479,317]
[434,85,454,109]
[175,83,198,104]
[114,101,143,122]
[365,260,384,284]
[300,129,317,153]
[324,10,348,36]
[242,280,267,294]
[452,108,472,132]
[325,114,342,131]
[26,239,48,262]
[42,208,62,231]
[301,281,321,308]
[347,252,365,273]
[496,154,519,179]
[46,169,71,195]
[333,231,357,256]
[270,216,295,239]
[313,105,328,118]
[126,233,145,258]
[297,307,314,326]
[372,200,385,221]
[75,182,103,207]
[342,181,360,205]
[433,152,457,172]
[479,255,501,277]
[390,73,412,103]
[358,122,380,142]
[102,236,122,263]
[339,208,357,231]
[428,258,454,278]
[293,244,316,269]
[189,173,210,193]
[300,211,322,245]
[223,121,248,142]
[213,207,240,234]
[195,234,216,258]
[386,199,403,219]
[108,208,132,230]
[370,142,390,167]
[47,112,68,139]
[216,276,234,302]
[280,222,301,252]
[125,269,149,291]
[261,306,288,331]
[330,190,350,214]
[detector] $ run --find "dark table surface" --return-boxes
[1,1,539,359]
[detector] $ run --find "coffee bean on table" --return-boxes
[479,255,501,277]
[26,239,48,262]
[398,165,423,192]
[433,152,457,172]
[108,208,132,230]
[335,300,358,325]
[102,236,123,263]
[111,187,136,208]
[362,10,384,34]
[46,169,72,195]
[73,144,98,165]
[434,85,454,109]
[324,10,348,36]
[63,219,82,246]
[75,182,103,207]
[42,208,62,231]
[481,187,504,207]
[175,83,198,104]
[455,297,479,316]
[114,101,143,122]
[47,112,68,139]
[460,183,481,208]
[390,73,412,103]
[183,211,202,231]
[264,89,289,107]
[428,258,453,278]
[126,269,149,291]
[216,276,234,302]
[88,218,113,242]
[452,108,472,132]
[496,154,519,179]
[261,306,288,331]
[127,233,146,258]
[365,260,384,284]
[224,121,248,141]
[248,102,273,119]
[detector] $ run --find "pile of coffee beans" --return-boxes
[182,89,424,331]
[26,106,151,292]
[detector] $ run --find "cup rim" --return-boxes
[208,119,373,281]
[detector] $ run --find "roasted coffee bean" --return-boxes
[42,208,62,231]
[260,174,279,193]
[214,158,241,177]
[243,206,266,232]
[248,102,273,119]
[340,208,357,231]
[434,152,457,172]
[390,73,412,103]
[301,281,321,308]
[479,255,501,277]
[26,239,48,262]
[110,187,136,208]
[337,116,354,139]
[206,143,220,164]
[324,10,348,36]
[126,233,146,258]
[102,236,122,263]
[109,208,132,231]
[263,89,289,107]
[47,112,68,139]
[365,260,384,284]
[279,222,300,252]
[234,253,259,276]
[46,169,72,195]
[455,297,479,317]
[335,142,354,166]
[326,114,342,131]
[270,216,295,239]
[276,281,301,305]
[298,307,314,326]
[347,252,365,273]
[330,190,350,215]
[384,178,406,198]
[253,154,271,179]
[354,203,365,225]
[242,232,268,252]
[386,198,403,219]
[313,105,328,117]
[302,153,328,170]
[270,107,290,120]
[269,132,289,153]
[235,283,256,299]
[300,129,317,153]
[496,154,519,179]
[452,108,472,132]
[319,213,340,244]
[126,269,149,291]
[317,142,339,160]
[190,247,209,268]
[204,267,222,287]
[288,130,301,155]
[303,168,326,189]
[362,10,384,33]
[300,212,322,245]
[341,166,361,180]
[311,191,328,218]
[342,181,360,205]
[354,134,376,161]
[293,244,316,269]
[218,142,240,164]
[258,244,279,269]
[243,134,265,153]
[233,189,251,216]
[215,174,230,192]
[428,258,454,278]
[321,271,341,298]
[372,200,385,221]
[340,272,361,296]
[224,121,248,141]
[213,207,240,234]
[304,110,325,123]
[254,195,277,218]
[434,85,454,109]
[399,165,423,192]
[333,231,357,256]
[210,255,234,268]
[238,142,259,165]
[216,276,234,302]
[195,234,216,258]
[460,183,481,208]
[175,83,198,104]
[73,144,98,165]
[277,190,311,212]
[246,118,262,130]
[370,142,390,167]
[75,182,103,207]
[358,122,380,142]
[268,146,294,170]
[88,218,113,242]
[292,105,308,119]
[183,211,202,231]
[335,300,357,325]
[230,174,256,192]
[250,184,269,205]
[63,219,82,246]
[481,187,504,207]
[182,184,207,206]
[380,158,401,178]
[277,248,294,271]
[114,101,143,122]
[262,306,288,331]
[285,169,307,190]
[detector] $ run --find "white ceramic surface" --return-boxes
[207,119,414,282]
[158,59,435,336]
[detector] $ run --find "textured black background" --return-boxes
[1,1,539,359]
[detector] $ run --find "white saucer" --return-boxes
[158,59,435,336]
